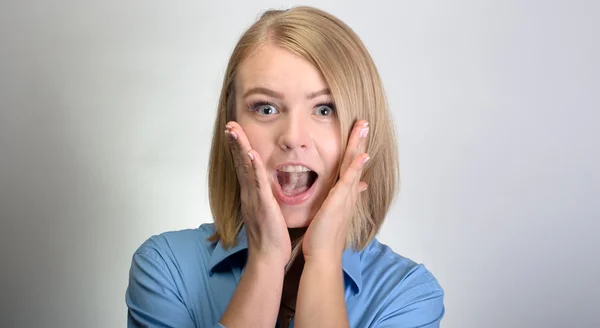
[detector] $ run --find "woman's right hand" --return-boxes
[225,122,291,268]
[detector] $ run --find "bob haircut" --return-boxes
[208,6,399,251]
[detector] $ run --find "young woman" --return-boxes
[126,6,444,328]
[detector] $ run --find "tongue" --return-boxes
[278,172,311,195]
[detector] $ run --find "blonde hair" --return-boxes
[208,6,399,252]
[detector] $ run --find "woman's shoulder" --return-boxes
[353,238,445,324]
[126,224,226,326]
[361,238,441,287]
[130,223,218,275]
[134,223,217,253]
[135,222,217,254]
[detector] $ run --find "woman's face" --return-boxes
[235,44,342,228]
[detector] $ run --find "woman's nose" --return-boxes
[278,115,311,151]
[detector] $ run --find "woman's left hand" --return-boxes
[302,119,370,263]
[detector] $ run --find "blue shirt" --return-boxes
[126,223,444,327]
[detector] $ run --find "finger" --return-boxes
[358,181,368,193]
[340,120,369,175]
[340,153,370,188]
[224,125,245,190]
[340,120,367,174]
[247,149,274,202]
[225,121,254,189]
[319,154,369,221]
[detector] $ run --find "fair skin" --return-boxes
[220,44,369,328]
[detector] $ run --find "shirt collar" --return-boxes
[208,225,363,295]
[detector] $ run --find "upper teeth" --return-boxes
[278,165,311,173]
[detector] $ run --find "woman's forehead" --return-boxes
[236,44,329,99]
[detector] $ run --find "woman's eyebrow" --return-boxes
[243,87,283,99]
[242,87,331,100]
[306,88,330,100]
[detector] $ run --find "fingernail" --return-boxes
[360,186,368,192]
[230,131,238,140]
[362,121,369,128]
[360,127,369,139]
[225,125,232,130]
[247,151,255,161]
[362,156,370,164]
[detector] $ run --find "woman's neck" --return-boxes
[287,227,306,243]
[282,228,306,306]
[282,253,303,308]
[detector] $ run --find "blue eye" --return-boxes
[250,102,280,116]
[314,103,335,117]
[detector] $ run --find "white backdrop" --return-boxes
[1,1,598,327]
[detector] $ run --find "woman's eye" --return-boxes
[314,104,335,117]
[252,103,280,116]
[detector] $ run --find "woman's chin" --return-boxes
[277,189,325,229]
[281,210,312,229]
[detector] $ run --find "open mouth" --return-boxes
[276,165,318,196]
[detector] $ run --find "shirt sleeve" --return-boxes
[125,250,226,328]
[373,265,445,328]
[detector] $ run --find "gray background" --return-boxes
[1,0,598,327]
